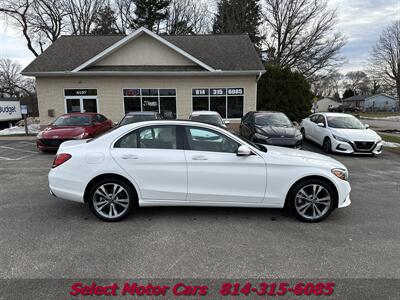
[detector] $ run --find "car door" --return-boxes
[240,112,253,139]
[111,125,187,201]
[313,115,328,145]
[184,126,266,203]
[305,114,319,142]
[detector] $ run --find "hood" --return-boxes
[330,128,380,141]
[39,126,87,139]
[256,125,299,138]
[262,145,346,169]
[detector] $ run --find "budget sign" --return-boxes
[0,100,22,121]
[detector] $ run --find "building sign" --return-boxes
[192,89,209,96]
[210,88,226,96]
[64,89,97,96]
[0,100,22,121]
[227,88,244,95]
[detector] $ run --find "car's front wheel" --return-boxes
[88,179,133,222]
[323,137,332,153]
[289,179,335,222]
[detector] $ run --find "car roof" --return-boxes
[190,111,221,116]
[125,111,158,116]
[253,111,284,114]
[60,112,97,117]
[316,112,354,117]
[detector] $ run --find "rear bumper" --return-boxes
[48,169,85,203]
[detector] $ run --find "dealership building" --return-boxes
[22,27,265,126]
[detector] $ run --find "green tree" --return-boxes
[133,0,171,32]
[342,88,355,99]
[257,65,313,121]
[91,5,118,35]
[213,0,262,49]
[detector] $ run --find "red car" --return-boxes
[36,113,113,151]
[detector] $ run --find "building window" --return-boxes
[192,88,244,118]
[123,88,176,119]
[64,89,98,113]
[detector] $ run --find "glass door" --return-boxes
[82,98,97,113]
[66,98,81,113]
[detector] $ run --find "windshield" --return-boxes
[255,113,292,127]
[327,115,365,129]
[191,114,223,126]
[119,115,156,126]
[52,115,92,126]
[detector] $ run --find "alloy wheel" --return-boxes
[294,184,332,220]
[92,183,130,219]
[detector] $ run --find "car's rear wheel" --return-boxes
[88,179,133,222]
[289,179,335,222]
[323,137,332,153]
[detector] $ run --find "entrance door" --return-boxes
[66,98,81,113]
[65,97,98,113]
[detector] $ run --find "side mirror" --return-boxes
[113,122,118,126]
[292,121,299,127]
[365,124,370,129]
[237,145,252,156]
[224,120,230,125]
[317,122,325,128]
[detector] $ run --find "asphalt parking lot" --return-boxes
[0,139,399,282]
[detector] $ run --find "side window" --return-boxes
[242,113,249,123]
[185,126,239,153]
[310,114,319,123]
[317,115,326,126]
[114,125,177,149]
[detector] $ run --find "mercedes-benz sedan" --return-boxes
[49,120,351,222]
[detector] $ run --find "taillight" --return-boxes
[52,153,72,168]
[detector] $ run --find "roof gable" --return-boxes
[22,28,265,75]
[94,33,197,67]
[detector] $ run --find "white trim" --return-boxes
[71,27,215,72]
[190,87,246,120]
[22,70,265,77]
[63,88,99,113]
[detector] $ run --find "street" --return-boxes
[0,139,399,280]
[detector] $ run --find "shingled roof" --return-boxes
[22,28,265,75]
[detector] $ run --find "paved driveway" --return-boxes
[0,139,399,282]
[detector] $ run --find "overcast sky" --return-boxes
[0,0,399,74]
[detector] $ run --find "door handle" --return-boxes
[122,154,139,160]
[192,155,208,161]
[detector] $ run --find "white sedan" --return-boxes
[49,120,351,222]
[300,113,383,155]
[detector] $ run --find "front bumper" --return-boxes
[37,138,70,151]
[331,139,383,155]
[254,136,303,148]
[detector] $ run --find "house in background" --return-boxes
[313,97,341,112]
[342,93,398,112]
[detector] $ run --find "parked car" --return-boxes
[36,113,113,151]
[329,105,361,113]
[240,111,303,148]
[118,111,163,126]
[49,120,351,223]
[300,113,383,155]
[189,111,229,129]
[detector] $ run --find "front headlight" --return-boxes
[331,168,349,181]
[37,131,43,139]
[295,132,303,139]
[254,133,269,140]
[73,132,89,139]
[332,134,349,143]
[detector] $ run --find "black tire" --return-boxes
[88,178,134,222]
[288,178,336,223]
[322,137,332,153]
[300,128,306,141]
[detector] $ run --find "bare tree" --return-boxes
[345,71,369,95]
[63,0,105,35]
[311,71,342,98]
[0,0,39,56]
[0,59,34,97]
[165,0,210,34]
[262,0,346,78]
[369,20,400,100]
[114,0,135,34]
[0,0,67,56]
